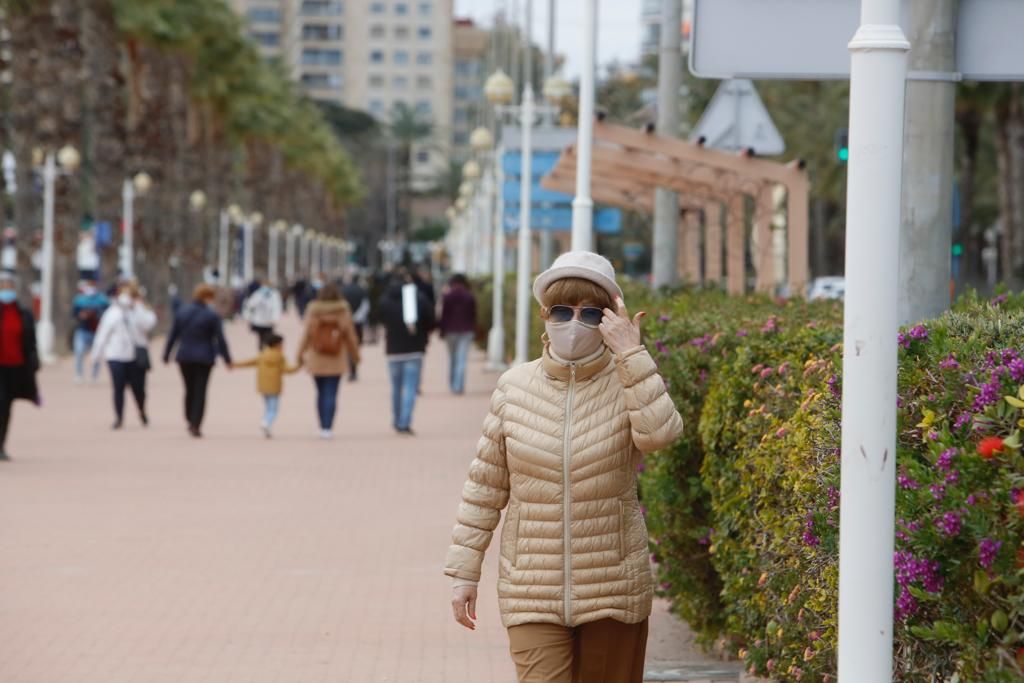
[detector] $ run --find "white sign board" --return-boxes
[690,0,1024,81]
[690,80,785,156]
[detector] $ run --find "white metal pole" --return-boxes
[218,210,230,286]
[285,229,296,284]
[513,0,535,366]
[652,0,682,288]
[122,179,134,279]
[570,0,597,252]
[837,1,909,681]
[243,220,254,283]
[36,153,57,363]
[487,146,508,370]
[269,228,279,286]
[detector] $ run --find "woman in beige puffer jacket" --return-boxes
[446,251,684,683]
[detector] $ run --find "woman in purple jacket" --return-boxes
[438,274,477,395]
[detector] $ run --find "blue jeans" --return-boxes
[73,329,99,379]
[108,360,144,422]
[388,357,423,430]
[263,394,280,427]
[446,332,474,394]
[313,375,341,430]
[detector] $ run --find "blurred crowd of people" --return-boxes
[0,264,479,458]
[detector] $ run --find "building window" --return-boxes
[395,3,409,15]
[453,132,469,145]
[417,26,432,39]
[455,60,479,77]
[302,24,343,41]
[302,48,343,66]
[301,73,344,89]
[415,150,430,164]
[454,107,470,123]
[416,51,432,66]
[418,2,431,16]
[301,1,343,17]
[416,75,432,89]
[393,75,409,89]
[394,50,409,65]
[454,85,482,101]
[370,24,385,38]
[250,31,280,47]
[415,100,432,115]
[370,50,385,64]
[369,100,385,116]
[395,26,409,39]
[369,74,385,88]
[370,2,386,13]
[247,7,282,23]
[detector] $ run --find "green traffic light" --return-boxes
[838,148,849,162]
[952,244,963,257]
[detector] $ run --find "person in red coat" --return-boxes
[0,272,40,460]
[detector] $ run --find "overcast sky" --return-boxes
[452,0,643,80]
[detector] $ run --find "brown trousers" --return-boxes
[507,618,649,683]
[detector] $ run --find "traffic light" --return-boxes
[952,243,964,257]
[834,128,849,163]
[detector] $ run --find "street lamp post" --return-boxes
[36,145,80,363]
[244,212,262,284]
[571,0,598,252]
[121,171,152,280]
[269,220,286,286]
[286,224,301,284]
[189,190,208,271]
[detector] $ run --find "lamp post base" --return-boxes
[36,320,57,365]
[486,326,507,372]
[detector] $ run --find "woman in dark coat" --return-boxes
[163,283,233,437]
[0,273,40,460]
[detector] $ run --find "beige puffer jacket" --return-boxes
[445,344,684,628]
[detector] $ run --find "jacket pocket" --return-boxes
[619,501,627,561]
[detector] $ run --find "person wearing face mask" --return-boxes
[444,251,684,683]
[91,284,155,430]
[0,272,40,461]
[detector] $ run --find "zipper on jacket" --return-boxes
[562,364,576,626]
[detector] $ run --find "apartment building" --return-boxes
[451,19,489,163]
[232,0,454,189]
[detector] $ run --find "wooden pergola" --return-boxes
[541,122,810,296]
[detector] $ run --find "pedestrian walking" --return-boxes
[71,279,108,384]
[378,274,435,435]
[0,273,39,461]
[341,275,368,381]
[90,284,157,429]
[241,279,283,349]
[438,273,477,395]
[296,283,360,439]
[445,251,684,683]
[163,283,233,438]
[233,333,300,438]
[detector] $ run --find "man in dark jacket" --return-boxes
[438,274,477,394]
[163,283,233,437]
[378,274,435,435]
[0,272,40,460]
[340,276,368,380]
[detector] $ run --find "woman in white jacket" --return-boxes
[91,284,157,429]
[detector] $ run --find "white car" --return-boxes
[808,276,846,301]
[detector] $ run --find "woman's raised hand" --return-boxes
[599,297,645,355]
[451,584,478,630]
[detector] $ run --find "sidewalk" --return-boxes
[0,313,736,683]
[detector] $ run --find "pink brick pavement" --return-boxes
[0,314,734,682]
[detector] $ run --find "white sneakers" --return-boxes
[319,429,333,440]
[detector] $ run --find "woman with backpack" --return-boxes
[296,283,360,439]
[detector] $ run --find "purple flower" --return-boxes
[898,472,920,490]
[898,332,911,349]
[930,484,946,501]
[991,293,1008,306]
[953,412,972,430]
[935,511,961,537]
[939,354,961,370]
[659,314,670,323]
[895,550,943,592]
[736,329,748,338]
[936,448,957,471]
[978,538,1002,569]
[909,325,929,341]
[827,486,840,509]
[973,378,1002,412]
[944,470,960,485]
[636,460,646,473]
[896,587,918,621]
[655,340,668,355]
[761,316,779,334]
[927,430,940,442]
[802,514,821,547]
[1010,358,1024,383]
[827,374,841,399]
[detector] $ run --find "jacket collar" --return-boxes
[542,344,612,382]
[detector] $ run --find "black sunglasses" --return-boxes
[548,305,604,327]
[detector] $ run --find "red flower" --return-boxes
[977,436,1005,459]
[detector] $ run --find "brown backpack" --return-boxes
[311,318,345,355]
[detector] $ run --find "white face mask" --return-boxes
[545,320,605,361]
[117,293,133,308]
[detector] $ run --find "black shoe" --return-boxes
[188,425,202,438]
[397,427,415,436]
[0,452,10,461]
[140,412,149,427]
[112,420,123,430]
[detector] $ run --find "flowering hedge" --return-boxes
[641,290,1024,681]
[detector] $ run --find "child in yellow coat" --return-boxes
[233,333,301,437]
